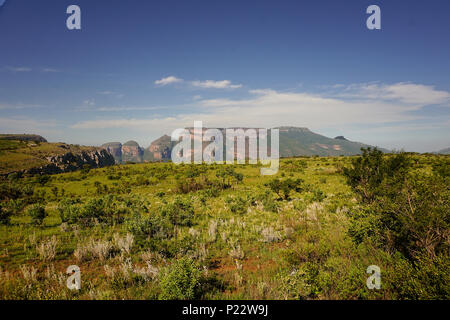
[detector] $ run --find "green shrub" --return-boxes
[160,197,194,227]
[342,148,410,204]
[225,195,248,215]
[266,178,303,200]
[216,167,244,189]
[126,212,173,242]
[311,189,326,202]
[159,258,202,300]
[432,157,450,178]
[57,199,81,223]
[35,175,50,186]
[27,204,47,225]
[0,203,13,225]
[258,192,279,212]
[388,252,450,299]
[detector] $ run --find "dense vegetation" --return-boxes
[0,150,448,299]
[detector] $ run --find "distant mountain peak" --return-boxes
[102,127,387,163]
[123,140,140,147]
[436,147,450,155]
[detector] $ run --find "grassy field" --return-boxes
[0,152,448,300]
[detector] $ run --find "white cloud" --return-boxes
[6,66,32,72]
[154,76,183,86]
[98,91,124,98]
[41,68,61,73]
[83,99,96,107]
[71,82,450,133]
[95,106,161,112]
[191,80,242,89]
[336,82,450,106]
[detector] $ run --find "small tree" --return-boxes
[343,148,410,203]
[0,203,13,225]
[159,258,202,300]
[27,204,47,225]
[267,178,303,200]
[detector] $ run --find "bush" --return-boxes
[35,175,50,186]
[27,204,47,225]
[126,212,173,242]
[388,252,450,299]
[432,157,450,178]
[0,183,33,201]
[159,258,202,300]
[311,189,326,202]
[0,203,13,225]
[160,197,194,227]
[343,148,410,204]
[57,199,81,224]
[266,178,303,200]
[216,167,244,189]
[225,195,249,215]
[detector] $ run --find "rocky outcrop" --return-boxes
[101,142,123,163]
[24,149,115,175]
[102,140,147,163]
[122,140,144,162]
[148,135,172,161]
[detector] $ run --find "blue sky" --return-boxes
[0,0,449,152]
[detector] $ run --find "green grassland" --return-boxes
[0,152,448,300]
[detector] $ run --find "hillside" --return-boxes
[0,138,115,176]
[0,134,47,143]
[277,127,388,157]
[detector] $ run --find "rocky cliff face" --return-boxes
[101,142,123,163]
[24,149,115,175]
[121,141,144,162]
[148,135,172,161]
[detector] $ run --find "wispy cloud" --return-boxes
[41,68,61,73]
[71,82,450,134]
[97,91,124,98]
[4,66,65,73]
[332,82,450,106]
[82,99,96,107]
[154,76,183,86]
[154,76,242,89]
[0,102,41,110]
[95,106,162,112]
[191,80,242,89]
[6,66,32,72]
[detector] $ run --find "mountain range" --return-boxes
[101,127,391,163]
